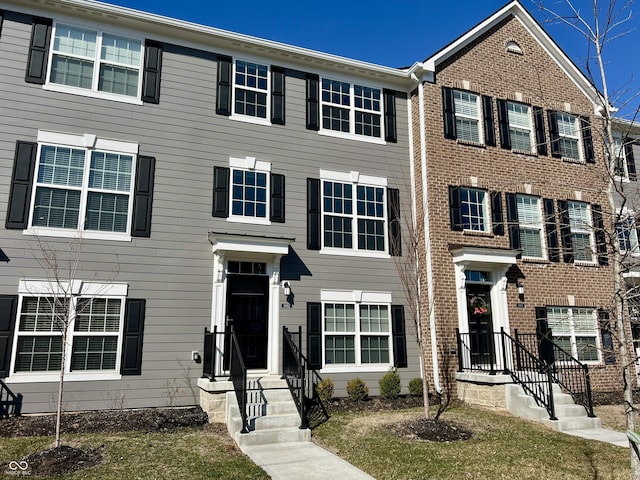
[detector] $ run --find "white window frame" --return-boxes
[453,90,483,144]
[546,306,601,364]
[556,112,583,161]
[319,76,385,144]
[230,58,271,126]
[24,131,138,242]
[507,102,534,153]
[45,21,144,105]
[319,169,389,258]
[567,200,596,264]
[617,209,640,255]
[228,156,272,225]
[460,187,490,233]
[320,290,393,373]
[516,194,545,259]
[7,280,128,383]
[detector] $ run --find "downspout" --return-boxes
[414,71,443,394]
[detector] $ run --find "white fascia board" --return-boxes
[0,0,411,89]
[450,246,520,266]
[208,233,292,255]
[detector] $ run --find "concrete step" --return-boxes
[543,416,601,431]
[246,376,288,390]
[246,388,294,404]
[235,427,311,447]
[229,399,299,418]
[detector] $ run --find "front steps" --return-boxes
[226,376,311,447]
[506,383,601,431]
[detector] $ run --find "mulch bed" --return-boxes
[386,418,474,442]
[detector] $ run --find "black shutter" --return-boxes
[392,305,407,368]
[592,204,608,265]
[6,141,37,229]
[131,155,155,238]
[581,117,595,163]
[307,302,322,370]
[491,191,504,235]
[533,107,547,155]
[387,188,401,256]
[599,309,616,365]
[505,193,520,249]
[548,111,561,158]
[307,178,321,250]
[497,99,511,150]
[449,185,463,231]
[536,307,555,366]
[271,66,285,125]
[141,41,162,104]
[442,87,456,139]
[121,299,146,375]
[625,140,637,180]
[483,95,495,147]
[384,89,397,143]
[543,198,560,262]
[212,166,230,218]
[557,200,574,263]
[270,173,285,223]
[25,18,52,84]
[216,55,232,116]
[306,74,320,131]
[0,296,18,378]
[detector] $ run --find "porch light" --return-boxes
[517,282,525,296]
[283,282,291,296]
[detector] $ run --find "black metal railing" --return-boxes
[516,331,595,418]
[456,331,506,374]
[228,328,249,433]
[282,326,329,429]
[0,379,22,419]
[202,326,221,380]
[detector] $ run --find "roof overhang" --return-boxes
[208,232,293,255]
[449,245,520,268]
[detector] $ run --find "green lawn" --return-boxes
[312,405,631,480]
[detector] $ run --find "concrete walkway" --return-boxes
[241,442,375,480]
[563,427,629,448]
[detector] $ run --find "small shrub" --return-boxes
[409,377,424,397]
[316,378,335,403]
[346,378,369,402]
[379,368,401,399]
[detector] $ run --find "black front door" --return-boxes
[226,274,269,369]
[466,284,495,366]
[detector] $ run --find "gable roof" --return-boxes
[409,0,602,108]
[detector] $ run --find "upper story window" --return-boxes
[231,164,269,220]
[442,87,495,146]
[516,195,544,258]
[567,201,595,263]
[453,90,481,143]
[617,214,639,253]
[48,23,143,100]
[546,307,599,362]
[460,187,488,232]
[548,111,594,163]
[556,113,581,160]
[613,136,638,180]
[507,102,533,152]
[321,78,382,140]
[234,60,269,119]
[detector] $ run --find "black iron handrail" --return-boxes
[228,328,248,433]
[202,326,221,380]
[282,326,329,429]
[0,379,22,419]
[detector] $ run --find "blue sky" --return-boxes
[106,0,639,119]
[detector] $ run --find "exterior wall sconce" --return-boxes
[283,282,291,296]
[282,281,294,307]
[517,282,525,296]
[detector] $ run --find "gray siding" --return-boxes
[0,10,418,411]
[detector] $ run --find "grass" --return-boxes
[312,404,632,480]
[0,427,269,480]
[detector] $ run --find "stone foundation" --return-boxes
[197,378,234,423]
[455,373,513,409]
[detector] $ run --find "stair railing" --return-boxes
[282,326,329,429]
[0,379,22,419]
[228,328,249,433]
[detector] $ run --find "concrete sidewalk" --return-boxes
[563,427,629,448]
[241,442,375,480]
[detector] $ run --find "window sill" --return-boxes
[320,364,393,374]
[512,148,537,157]
[6,372,122,383]
[318,129,386,145]
[561,156,585,165]
[462,230,493,238]
[229,114,272,127]
[574,260,599,267]
[43,84,143,106]
[522,257,550,264]
[456,139,486,148]
[614,175,631,183]
[320,248,390,259]
[227,216,271,226]
[23,228,132,242]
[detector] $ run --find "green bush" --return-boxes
[346,378,369,402]
[379,368,401,399]
[408,377,424,397]
[315,378,335,403]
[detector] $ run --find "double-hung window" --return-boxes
[321,170,387,254]
[567,201,595,263]
[233,60,269,120]
[48,23,143,100]
[546,307,599,362]
[321,78,383,140]
[453,90,481,143]
[27,132,137,239]
[10,281,127,381]
[516,195,544,258]
[228,157,271,224]
[507,102,533,152]
[555,113,581,160]
[460,187,489,232]
[321,291,393,370]
[617,214,640,253]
